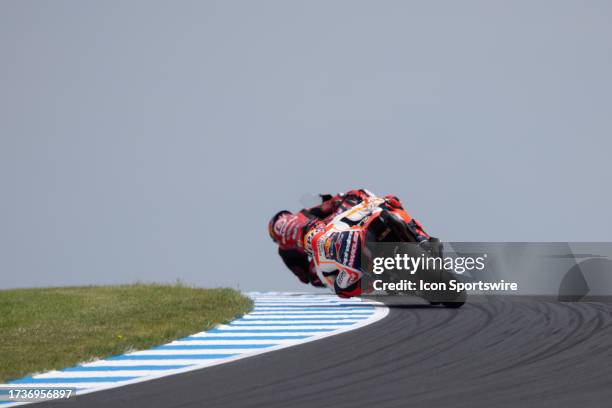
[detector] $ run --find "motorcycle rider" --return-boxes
[269,189,431,297]
[268,189,369,287]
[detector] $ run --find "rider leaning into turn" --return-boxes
[268,189,431,298]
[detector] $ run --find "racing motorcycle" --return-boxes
[315,193,467,308]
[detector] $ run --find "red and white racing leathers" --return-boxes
[268,189,372,288]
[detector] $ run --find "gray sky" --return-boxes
[1,0,611,291]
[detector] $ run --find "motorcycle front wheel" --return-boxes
[421,268,467,308]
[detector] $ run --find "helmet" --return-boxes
[268,211,292,243]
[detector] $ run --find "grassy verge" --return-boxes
[0,284,253,383]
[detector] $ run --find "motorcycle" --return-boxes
[315,194,467,308]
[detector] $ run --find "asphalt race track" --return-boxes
[44,296,612,408]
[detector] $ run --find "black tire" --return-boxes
[442,301,465,308]
[419,268,467,306]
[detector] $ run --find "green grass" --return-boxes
[0,284,253,383]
